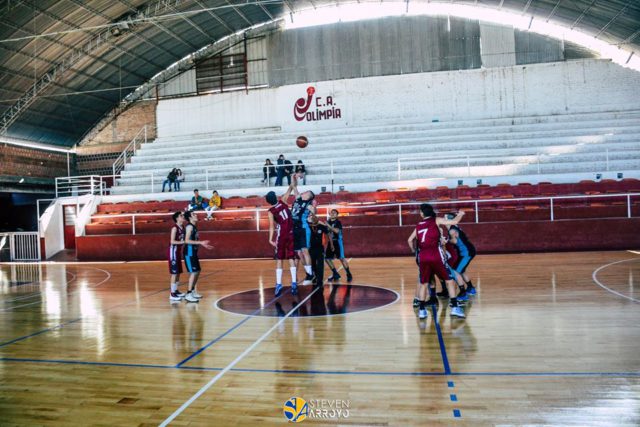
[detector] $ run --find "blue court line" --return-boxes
[0,357,177,370]
[176,289,288,367]
[0,288,168,349]
[450,394,458,402]
[431,305,451,375]
[1,357,639,377]
[453,409,461,418]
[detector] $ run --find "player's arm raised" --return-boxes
[268,211,277,247]
[281,178,296,202]
[436,210,465,226]
[407,229,417,252]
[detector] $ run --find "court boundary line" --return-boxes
[159,285,323,427]
[0,266,112,312]
[2,271,77,304]
[0,287,168,348]
[176,289,286,367]
[0,268,223,349]
[591,257,640,303]
[431,305,461,419]
[431,305,451,375]
[1,357,639,377]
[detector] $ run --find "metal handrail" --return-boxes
[204,160,333,190]
[397,148,640,179]
[55,175,104,198]
[89,192,639,234]
[112,125,149,176]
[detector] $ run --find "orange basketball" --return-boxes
[296,135,308,149]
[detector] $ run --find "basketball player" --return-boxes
[183,211,213,303]
[445,213,477,295]
[290,177,315,285]
[169,211,186,302]
[325,209,353,282]
[443,235,469,302]
[307,213,331,286]
[407,204,466,319]
[266,181,297,296]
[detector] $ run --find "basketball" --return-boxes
[296,135,308,148]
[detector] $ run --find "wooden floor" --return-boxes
[1,251,639,426]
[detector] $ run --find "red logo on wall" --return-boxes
[293,86,342,122]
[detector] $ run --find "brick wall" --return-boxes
[77,100,158,175]
[0,144,71,178]
[81,101,157,146]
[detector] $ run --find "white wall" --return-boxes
[40,201,64,260]
[156,59,640,138]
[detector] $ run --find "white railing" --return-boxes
[88,192,638,235]
[397,148,640,180]
[204,160,334,191]
[103,171,156,194]
[0,232,41,261]
[55,175,106,198]
[112,125,149,176]
[97,149,640,195]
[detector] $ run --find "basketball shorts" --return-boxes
[456,254,475,274]
[325,239,345,259]
[293,226,308,251]
[184,255,201,273]
[418,258,451,284]
[168,246,182,274]
[275,231,295,260]
[168,257,182,275]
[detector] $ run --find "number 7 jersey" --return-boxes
[416,216,443,261]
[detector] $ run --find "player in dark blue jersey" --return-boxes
[445,213,477,296]
[289,177,315,285]
[324,209,353,282]
[183,211,212,303]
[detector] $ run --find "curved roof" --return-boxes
[0,0,638,147]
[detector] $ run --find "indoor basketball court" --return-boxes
[1,252,639,425]
[1,0,640,425]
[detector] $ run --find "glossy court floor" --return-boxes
[0,251,639,426]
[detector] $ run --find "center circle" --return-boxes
[216,284,399,317]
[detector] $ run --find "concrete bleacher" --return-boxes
[110,110,640,195]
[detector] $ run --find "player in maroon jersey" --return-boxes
[407,203,466,319]
[168,211,186,302]
[266,181,297,296]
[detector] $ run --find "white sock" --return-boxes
[170,282,177,293]
[276,268,283,284]
[290,267,297,283]
[304,265,313,275]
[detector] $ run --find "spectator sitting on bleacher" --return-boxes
[205,190,222,221]
[173,169,184,192]
[187,189,207,211]
[162,168,178,192]
[262,159,275,186]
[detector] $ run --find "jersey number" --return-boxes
[279,210,289,220]
[418,228,428,243]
